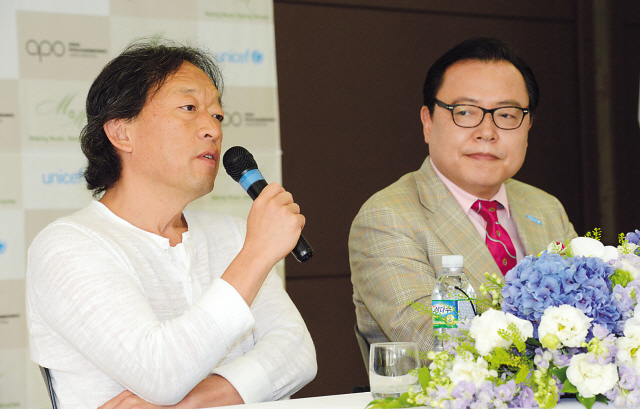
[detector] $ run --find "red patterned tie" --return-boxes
[472,199,517,275]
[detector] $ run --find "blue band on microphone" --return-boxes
[239,169,265,191]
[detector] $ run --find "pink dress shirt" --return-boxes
[430,158,525,261]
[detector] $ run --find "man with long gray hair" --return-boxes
[26,41,316,409]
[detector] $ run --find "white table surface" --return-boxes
[217,393,612,409]
[221,392,374,409]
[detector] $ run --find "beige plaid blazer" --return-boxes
[349,157,577,352]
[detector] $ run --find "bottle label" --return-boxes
[432,300,459,329]
[458,298,476,321]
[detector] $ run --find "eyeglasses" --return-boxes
[434,99,530,130]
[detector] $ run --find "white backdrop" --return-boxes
[0,0,282,406]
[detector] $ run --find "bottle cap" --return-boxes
[442,255,463,268]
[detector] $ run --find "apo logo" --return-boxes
[222,112,275,128]
[222,112,243,128]
[26,39,66,62]
[0,240,6,255]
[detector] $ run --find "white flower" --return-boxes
[617,310,640,370]
[566,353,618,398]
[547,241,566,254]
[538,305,592,348]
[619,242,639,255]
[469,309,533,356]
[570,237,619,262]
[615,256,640,280]
[626,322,640,340]
[623,305,640,337]
[602,246,619,263]
[616,335,640,371]
[571,237,603,257]
[447,353,498,388]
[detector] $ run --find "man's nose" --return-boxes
[474,113,498,140]
[199,112,222,140]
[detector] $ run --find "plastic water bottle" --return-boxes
[431,255,476,352]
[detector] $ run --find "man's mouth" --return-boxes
[199,151,218,161]
[467,152,500,160]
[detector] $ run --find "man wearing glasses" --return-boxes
[349,38,577,352]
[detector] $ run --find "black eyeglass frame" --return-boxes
[434,99,530,130]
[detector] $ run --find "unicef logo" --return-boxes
[251,50,263,64]
[217,49,265,65]
[0,240,6,255]
[41,168,84,185]
[25,39,66,62]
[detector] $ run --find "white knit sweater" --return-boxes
[26,201,316,409]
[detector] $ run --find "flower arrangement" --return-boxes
[367,230,640,409]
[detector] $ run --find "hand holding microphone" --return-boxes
[223,146,314,263]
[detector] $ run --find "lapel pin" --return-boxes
[526,215,543,225]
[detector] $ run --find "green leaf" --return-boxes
[577,394,596,409]
[526,338,542,347]
[595,394,609,404]
[365,399,384,408]
[561,379,578,394]
[397,392,411,406]
[550,366,568,383]
[407,300,432,317]
[366,397,404,409]
[515,366,529,383]
[418,367,431,390]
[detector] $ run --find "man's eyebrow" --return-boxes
[449,97,478,105]
[176,87,200,95]
[174,87,222,104]
[449,97,525,107]
[496,99,524,107]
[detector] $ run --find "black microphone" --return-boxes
[223,146,314,263]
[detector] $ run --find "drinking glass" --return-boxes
[369,342,421,399]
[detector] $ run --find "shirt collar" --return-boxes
[91,200,191,248]
[429,157,512,218]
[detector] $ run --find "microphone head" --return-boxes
[223,146,259,182]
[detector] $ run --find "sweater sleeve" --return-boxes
[27,222,255,405]
[212,270,317,403]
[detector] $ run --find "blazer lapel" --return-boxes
[507,182,550,256]
[415,158,502,289]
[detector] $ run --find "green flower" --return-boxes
[541,333,560,350]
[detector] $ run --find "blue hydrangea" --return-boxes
[612,281,640,333]
[626,230,640,245]
[626,230,640,256]
[501,251,619,337]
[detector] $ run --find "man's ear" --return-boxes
[420,106,433,144]
[103,119,133,153]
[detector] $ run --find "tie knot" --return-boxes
[472,200,500,223]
